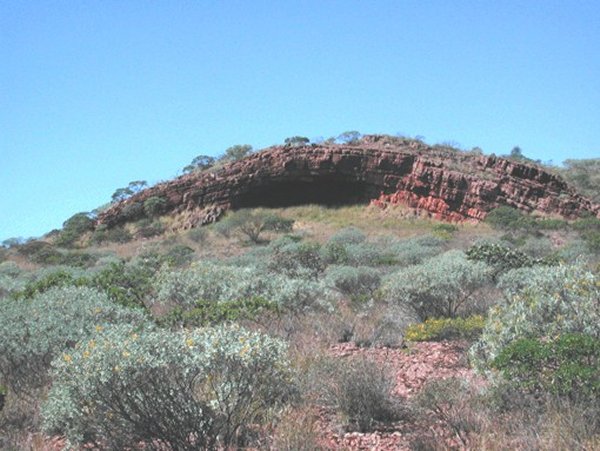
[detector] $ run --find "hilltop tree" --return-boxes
[220,144,253,162]
[284,136,310,147]
[1,237,25,248]
[183,155,215,173]
[111,180,148,202]
[55,212,95,247]
[337,131,361,145]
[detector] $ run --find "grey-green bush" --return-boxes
[471,264,600,371]
[0,286,148,395]
[325,265,381,298]
[42,324,294,449]
[380,250,492,319]
[153,261,330,313]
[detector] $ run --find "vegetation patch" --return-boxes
[492,333,599,399]
[42,324,294,450]
[160,296,280,327]
[405,315,485,342]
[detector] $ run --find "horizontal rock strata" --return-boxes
[96,136,599,228]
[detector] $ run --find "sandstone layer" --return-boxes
[96,135,600,228]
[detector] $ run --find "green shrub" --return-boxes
[325,265,381,298]
[322,241,350,265]
[491,334,599,399]
[161,296,280,327]
[120,201,144,221]
[328,227,366,246]
[153,261,328,313]
[465,242,554,280]
[0,263,27,297]
[343,242,387,266]
[154,262,250,308]
[187,227,208,243]
[135,218,165,238]
[91,226,133,244]
[16,240,54,258]
[12,269,87,300]
[404,315,485,342]
[0,286,148,395]
[472,264,600,370]
[381,250,492,319]
[12,261,156,309]
[484,206,534,231]
[432,223,458,239]
[17,241,98,266]
[163,244,195,266]
[561,158,600,202]
[519,236,557,259]
[535,218,568,230]
[0,261,20,277]
[42,324,293,449]
[573,217,600,252]
[143,196,167,217]
[322,238,395,267]
[583,230,600,252]
[268,240,326,279]
[55,212,95,247]
[384,235,445,267]
[91,261,156,309]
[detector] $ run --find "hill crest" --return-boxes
[96,135,600,230]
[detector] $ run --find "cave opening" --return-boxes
[231,177,379,209]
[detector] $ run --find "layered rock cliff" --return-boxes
[96,135,600,229]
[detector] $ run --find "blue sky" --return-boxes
[1,0,599,241]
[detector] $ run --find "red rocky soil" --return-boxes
[320,340,481,450]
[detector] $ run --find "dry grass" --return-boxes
[269,405,326,451]
[415,379,600,451]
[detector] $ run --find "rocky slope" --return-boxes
[96,135,600,228]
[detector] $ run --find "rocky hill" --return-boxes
[97,135,600,229]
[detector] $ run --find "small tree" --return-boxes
[220,144,253,162]
[337,131,361,145]
[55,212,95,247]
[217,210,293,243]
[111,181,148,202]
[183,155,215,173]
[284,136,310,147]
[1,237,25,249]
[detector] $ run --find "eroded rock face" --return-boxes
[96,136,599,228]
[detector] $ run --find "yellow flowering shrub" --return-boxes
[405,315,485,342]
[42,324,294,450]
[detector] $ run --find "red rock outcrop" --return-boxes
[96,135,599,228]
